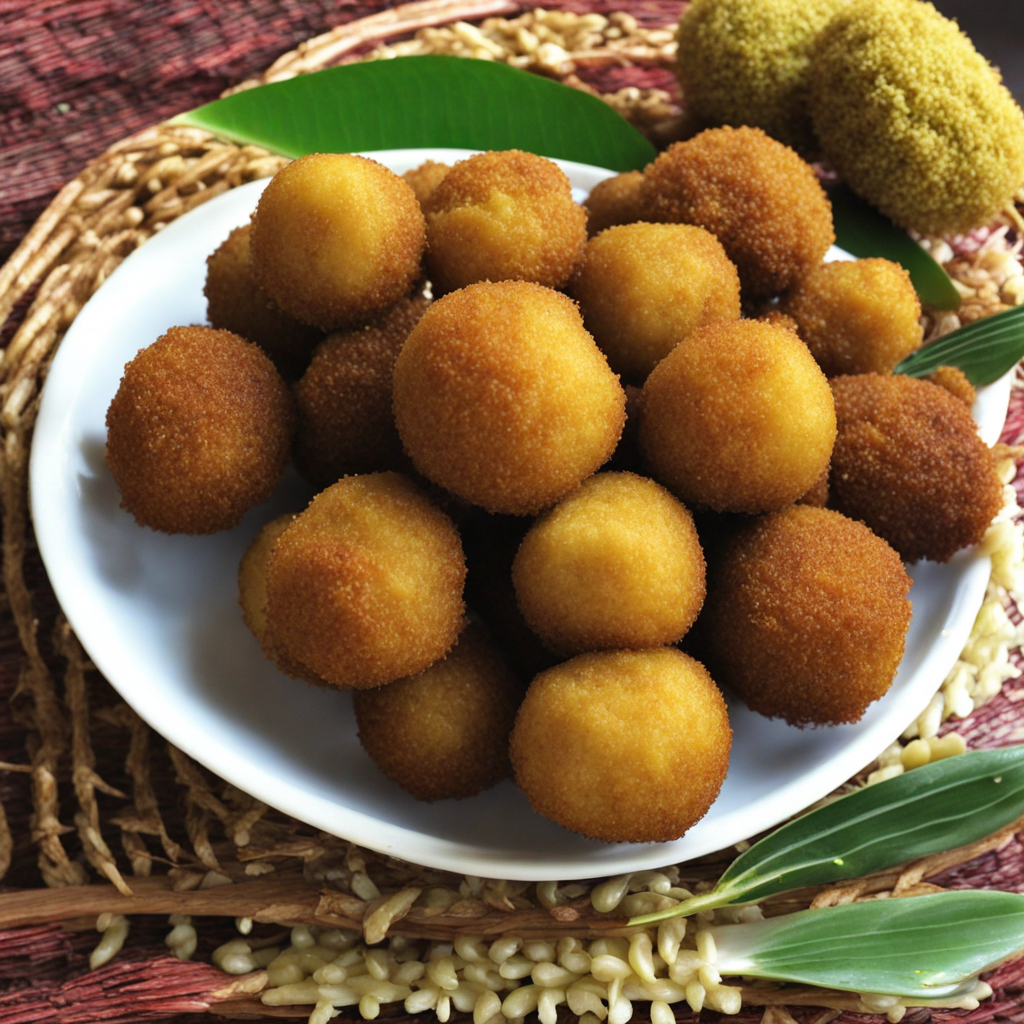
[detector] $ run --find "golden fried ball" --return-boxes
[353,624,521,801]
[403,160,450,209]
[393,281,626,515]
[249,153,425,331]
[572,223,741,384]
[640,127,835,299]
[424,150,587,294]
[830,374,1003,563]
[639,318,836,513]
[928,365,977,407]
[264,473,466,689]
[781,258,922,376]
[703,505,912,726]
[106,326,295,534]
[204,224,323,380]
[510,648,731,842]
[238,514,324,684]
[583,171,646,236]
[293,292,430,487]
[513,472,706,656]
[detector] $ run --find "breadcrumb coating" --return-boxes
[425,150,587,294]
[250,153,426,330]
[572,222,741,384]
[640,127,835,299]
[402,160,450,209]
[353,624,521,802]
[583,171,646,236]
[781,258,922,377]
[676,0,847,154]
[204,224,323,380]
[704,505,912,726]
[510,647,731,843]
[810,0,1024,235]
[928,365,977,407]
[393,281,625,516]
[105,326,295,534]
[293,292,430,487]
[830,374,1003,563]
[264,473,466,689]
[513,472,706,656]
[639,318,836,513]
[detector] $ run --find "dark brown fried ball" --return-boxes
[424,150,587,294]
[584,171,646,236]
[781,258,922,376]
[403,160,450,209]
[353,624,520,801]
[928,365,977,407]
[510,648,731,842]
[238,514,325,684]
[293,292,430,488]
[513,472,706,656]
[250,153,426,331]
[106,326,295,534]
[830,374,1002,562]
[640,126,835,299]
[393,281,626,515]
[703,505,912,726]
[572,222,741,384]
[264,473,466,689]
[639,318,836,513]
[204,224,323,380]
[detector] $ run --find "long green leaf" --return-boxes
[711,890,1024,997]
[174,56,656,171]
[630,747,1024,926]
[895,304,1024,386]
[828,184,960,311]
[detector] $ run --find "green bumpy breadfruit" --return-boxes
[809,0,1024,236]
[676,0,848,155]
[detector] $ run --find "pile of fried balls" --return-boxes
[105,133,1004,844]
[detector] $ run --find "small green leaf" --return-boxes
[174,56,656,172]
[629,747,1024,927]
[895,304,1024,386]
[828,184,961,311]
[711,890,1024,997]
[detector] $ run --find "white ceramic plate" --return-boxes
[30,148,1012,881]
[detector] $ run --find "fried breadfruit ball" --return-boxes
[204,224,323,380]
[393,281,626,515]
[640,127,835,299]
[676,0,848,154]
[572,223,741,384]
[639,318,836,513]
[810,0,1024,236]
[511,648,731,842]
[249,153,426,331]
[264,473,466,689]
[583,171,646,236]
[424,150,587,294]
[513,472,706,656]
[353,624,521,801]
[829,374,1003,563]
[238,514,325,685]
[781,258,922,377]
[402,160,450,209]
[703,505,912,726]
[106,326,295,534]
[293,292,430,487]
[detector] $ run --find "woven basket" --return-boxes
[2,2,1024,1021]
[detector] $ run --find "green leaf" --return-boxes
[629,747,1024,927]
[711,890,1024,997]
[173,56,656,172]
[828,184,961,312]
[894,304,1024,386]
